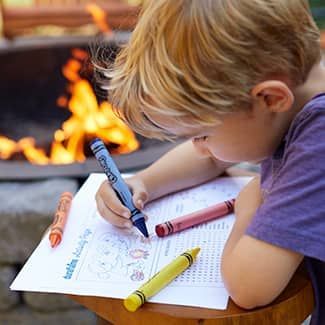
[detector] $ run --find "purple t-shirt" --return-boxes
[246,93,325,325]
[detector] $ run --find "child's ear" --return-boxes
[251,81,294,113]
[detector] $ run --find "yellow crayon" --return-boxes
[124,247,200,312]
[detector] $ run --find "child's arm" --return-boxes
[221,177,303,309]
[96,140,233,228]
[136,140,233,201]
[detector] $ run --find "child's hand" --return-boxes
[95,176,149,228]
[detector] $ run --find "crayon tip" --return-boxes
[133,219,149,238]
[143,237,151,244]
[190,247,201,259]
[49,234,61,248]
[155,224,166,237]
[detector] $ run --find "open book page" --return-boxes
[11,173,252,310]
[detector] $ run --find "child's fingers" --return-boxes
[97,180,130,218]
[128,182,149,210]
[96,194,132,228]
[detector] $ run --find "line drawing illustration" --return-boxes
[87,232,152,281]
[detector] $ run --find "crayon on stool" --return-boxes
[124,247,200,312]
[49,192,73,248]
[155,198,235,237]
[90,138,149,238]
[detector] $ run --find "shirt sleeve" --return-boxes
[246,107,325,262]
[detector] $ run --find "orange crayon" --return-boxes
[49,192,73,248]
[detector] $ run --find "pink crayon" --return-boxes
[155,198,236,237]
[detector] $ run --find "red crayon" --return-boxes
[155,198,235,237]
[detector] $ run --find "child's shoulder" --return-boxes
[247,92,325,260]
[286,92,325,144]
[303,92,325,112]
[299,92,325,119]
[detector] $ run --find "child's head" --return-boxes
[103,0,320,142]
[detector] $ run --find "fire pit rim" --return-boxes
[0,32,130,55]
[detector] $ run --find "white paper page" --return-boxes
[11,173,252,310]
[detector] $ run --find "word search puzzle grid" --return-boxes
[145,178,238,288]
[172,229,228,285]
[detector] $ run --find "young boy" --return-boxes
[95,1,325,323]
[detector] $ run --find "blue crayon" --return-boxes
[90,138,149,238]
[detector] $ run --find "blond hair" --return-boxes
[101,0,321,140]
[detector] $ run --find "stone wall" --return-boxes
[0,178,96,325]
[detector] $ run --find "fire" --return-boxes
[0,136,17,160]
[85,3,113,35]
[0,49,139,165]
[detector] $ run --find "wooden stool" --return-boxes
[69,265,314,325]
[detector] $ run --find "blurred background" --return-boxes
[0,0,143,38]
[311,0,325,29]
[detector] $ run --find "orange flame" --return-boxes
[86,3,113,36]
[0,49,139,165]
[18,138,50,165]
[0,136,18,159]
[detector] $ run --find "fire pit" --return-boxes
[0,34,179,180]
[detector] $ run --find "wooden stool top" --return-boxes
[69,265,314,325]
